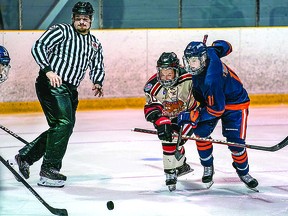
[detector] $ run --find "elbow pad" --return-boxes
[145,109,162,123]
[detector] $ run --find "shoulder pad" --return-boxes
[143,74,158,93]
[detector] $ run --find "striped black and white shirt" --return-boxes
[31,23,105,87]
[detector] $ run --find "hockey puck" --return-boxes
[106,201,114,210]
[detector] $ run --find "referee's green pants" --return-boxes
[19,74,78,171]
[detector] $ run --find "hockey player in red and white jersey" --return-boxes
[143,52,197,191]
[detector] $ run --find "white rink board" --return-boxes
[0,27,288,102]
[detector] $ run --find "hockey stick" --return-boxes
[0,124,68,215]
[132,128,288,152]
[174,89,194,160]
[174,126,184,160]
[203,34,208,44]
[0,155,68,216]
[0,124,29,145]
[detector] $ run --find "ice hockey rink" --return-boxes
[0,105,288,216]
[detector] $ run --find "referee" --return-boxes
[15,1,105,188]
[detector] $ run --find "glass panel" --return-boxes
[260,0,288,26]
[0,0,19,30]
[103,0,179,28]
[0,0,288,30]
[182,0,256,28]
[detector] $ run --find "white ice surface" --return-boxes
[0,106,288,216]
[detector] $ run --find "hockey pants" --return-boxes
[19,75,78,171]
[193,109,250,176]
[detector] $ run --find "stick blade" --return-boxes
[273,136,288,151]
[50,208,68,216]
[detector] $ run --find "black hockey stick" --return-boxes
[174,81,195,160]
[0,124,29,145]
[174,126,184,160]
[0,155,68,216]
[132,128,288,152]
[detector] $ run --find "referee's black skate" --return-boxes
[165,170,177,192]
[38,168,67,188]
[202,165,214,189]
[15,154,30,179]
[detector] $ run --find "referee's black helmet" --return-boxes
[72,2,94,16]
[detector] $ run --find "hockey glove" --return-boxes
[177,109,200,127]
[154,117,173,142]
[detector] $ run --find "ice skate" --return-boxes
[202,165,214,189]
[239,173,259,192]
[14,154,30,180]
[165,170,177,192]
[176,162,194,177]
[38,168,67,188]
[232,162,259,192]
[38,177,65,188]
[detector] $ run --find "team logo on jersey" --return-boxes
[91,42,98,51]
[144,83,153,91]
[162,100,185,117]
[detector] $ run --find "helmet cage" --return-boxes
[156,52,180,88]
[0,45,10,83]
[157,67,179,88]
[183,42,207,75]
[183,53,207,75]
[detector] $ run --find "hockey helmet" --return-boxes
[72,1,94,17]
[183,41,207,75]
[156,52,180,87]
[0,45,11,84]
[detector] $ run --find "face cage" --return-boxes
[157,67,179,88]
[182,53,207,75]
[0,64,11,84]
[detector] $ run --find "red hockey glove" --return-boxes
[154,117,173,142]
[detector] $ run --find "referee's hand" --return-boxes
[92,84,104,97]
[46,71,62,87]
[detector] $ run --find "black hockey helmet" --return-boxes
[72,1,94,16]
[156,52,180,87]
[157,52,179,68]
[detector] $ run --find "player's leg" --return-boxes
[162,124,193,191]
[162,138,186,191]
[222,109,258,190]
[193,119,218,186]
[174,122,194,177]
